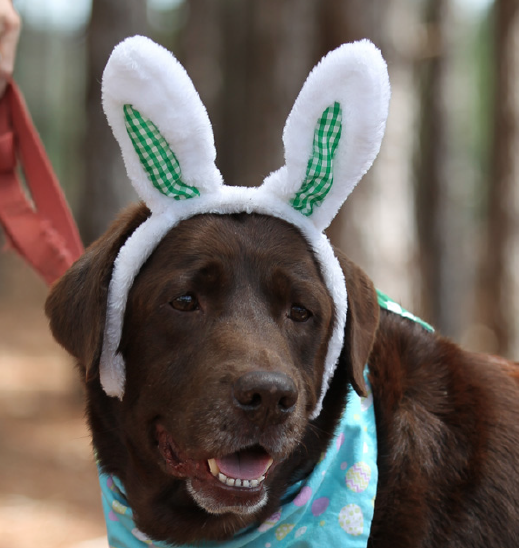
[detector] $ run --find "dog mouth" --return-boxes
[156,425,276,514]
[207,448,274,488]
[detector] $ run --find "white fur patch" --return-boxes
[186,479,269,516]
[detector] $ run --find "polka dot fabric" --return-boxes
[97,367,377,548]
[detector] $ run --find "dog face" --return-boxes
[45,204,379,543]
[119,211,335,515]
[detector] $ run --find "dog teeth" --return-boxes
[208,459,220,476]
[208,460,268,489]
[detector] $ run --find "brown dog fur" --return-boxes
[46,203,519,546]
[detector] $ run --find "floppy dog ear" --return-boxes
[334,247,379,397]
[45,204,150,382]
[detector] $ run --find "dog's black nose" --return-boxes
[233,371,298,426]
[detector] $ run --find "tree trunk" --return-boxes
[78,0,146,245]
[478,0,519,356]
[413,0,455,331]
[182,0,320,188]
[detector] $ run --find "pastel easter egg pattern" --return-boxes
[112,499,129,515]
[108,510,119,521]
[339,504,364,536]
[361,387,373,411]
[275,523,295,541]
[132,528,153,544]
[311,497,330,517]
[258,510,282,532]
[293,486,312,507]
[295,526,307,538]
[336,432,345,450]
[346,462,371,493]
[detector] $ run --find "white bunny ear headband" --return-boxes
[100,35,390,419]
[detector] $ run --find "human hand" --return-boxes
[0,0,20,97]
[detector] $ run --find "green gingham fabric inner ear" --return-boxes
[123,104,200,200]
[291,102,342,216]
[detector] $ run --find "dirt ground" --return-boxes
[0,256,107,548]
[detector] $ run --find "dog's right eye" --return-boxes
[170,293,199,312]
[288,304,312,322]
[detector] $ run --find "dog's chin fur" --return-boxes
[186,480,269,516]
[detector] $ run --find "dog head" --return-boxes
[46,206,380,542]
[45,37,388,543]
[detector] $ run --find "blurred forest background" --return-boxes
[1,0,518,546]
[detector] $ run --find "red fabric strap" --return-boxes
[0,81,83,285]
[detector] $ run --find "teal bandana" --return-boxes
[97,292,428,547]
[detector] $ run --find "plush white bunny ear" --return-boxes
[102,35,223,214]
[262,40,390,232]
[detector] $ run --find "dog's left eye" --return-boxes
[289,304,312,322]
[170,293,199,312]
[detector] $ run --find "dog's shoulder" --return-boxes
[370,306,519,424]
[368,307,519,547]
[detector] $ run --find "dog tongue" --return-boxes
[215,450,272,480]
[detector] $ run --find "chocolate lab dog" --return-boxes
[45,37,519,547]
